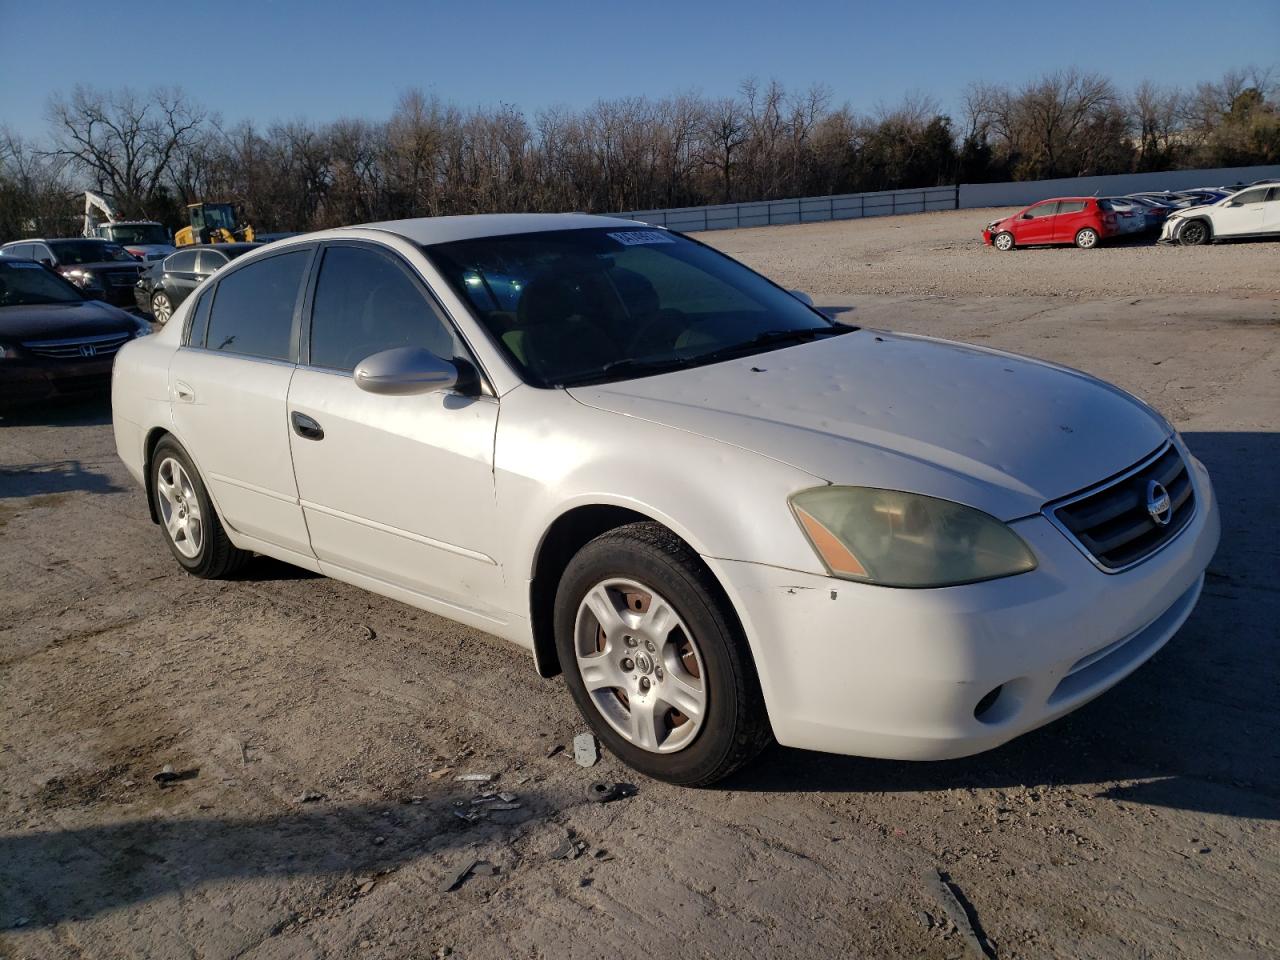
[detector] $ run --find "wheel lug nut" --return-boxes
[639,677,651,692]
[624,636,638,647]
[645,640,656,653]
[655,667,664,680]
[621,657,634,671]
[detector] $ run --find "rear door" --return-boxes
[1263,187,1280,233]
[163,249,201,306]
[1015,201,1058,244]
[196,248,230,280]
[1212,188,1268,236]
[286,241,504,615]
[169,246,317,559]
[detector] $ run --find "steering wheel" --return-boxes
[625,308,688,354]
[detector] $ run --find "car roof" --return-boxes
[352,213,645,245]
[186,242,261,253]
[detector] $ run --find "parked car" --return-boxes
[91,221,176,261]
[1115,195,1172,231]
[0,238,145,308]
[112,214,1219,785]
[135,243,262,323]
[1160,184,1280,245]
[984,197,1127,250]
[1,257,148,408]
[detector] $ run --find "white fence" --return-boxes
[611,164,1280,231]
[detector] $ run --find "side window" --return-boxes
[166,250,198,272]
[205,250,308,361]
[1232,188,1266,205]
[32,244,54,263]
[186,288,213,347]
[1057,200,1087,214]
[1026,202,1059,218]
[1267,187,1280,203]
[308,245,460,371]
[5,244,31,259]
[196,250,227,274]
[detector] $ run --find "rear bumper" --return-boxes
[709,452,1220,761]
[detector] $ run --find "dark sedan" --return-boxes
[135,243,261,322]
[0,259,148,408]
[0,238,145,308]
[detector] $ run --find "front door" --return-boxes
[1015,201,1058,245]
[1212,187,1268,237]
[169,246,315,558]
[286,242,504,616]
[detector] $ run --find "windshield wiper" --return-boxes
[693,325,848,365]
[556,356,695,387]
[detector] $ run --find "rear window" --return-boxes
[205,251,308,361]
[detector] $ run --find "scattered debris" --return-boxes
[452,809,483,825]
[498,791,518,803]
[372,836,385,846]
[296,790,325,803]
[593,848,614,862]
[402,795,426,805]
[573,732,599,767]
[489,802,522,811]
[360,624,376,641]
[926,868,995,959]
[440,858,495,892]
[354,877,377,896]
[153,765,199,787]
[428,767,453,780]
[586,781,635,804]
[546,743,564,759]
[455,773,495,783]
[550,834,589,860]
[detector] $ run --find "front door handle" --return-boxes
[291,411,324,441]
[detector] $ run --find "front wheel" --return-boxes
[151,291,173,324]
[1179,220,1209,246]
[993,231,1015,252]
[1075,227,1100,249]
[554,522,771,786]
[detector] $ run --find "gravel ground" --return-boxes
[1,210,1277,960]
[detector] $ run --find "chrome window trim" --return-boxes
[1042,438,1197,574]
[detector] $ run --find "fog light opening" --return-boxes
[974,685,1003,721]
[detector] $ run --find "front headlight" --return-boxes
[64,269,97,287]
[790,487,1037,588]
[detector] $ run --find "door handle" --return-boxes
[174,380,195,402]
[291,411,324,441]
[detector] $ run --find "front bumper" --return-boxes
[708,452,1220,760]
[0,357,116,407]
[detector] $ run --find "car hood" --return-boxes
[567,331,1170,521]
[0,299,139,340]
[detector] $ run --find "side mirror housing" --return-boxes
[354,346,459,396]
[1021,212,1033,220]
[788,289,815,307]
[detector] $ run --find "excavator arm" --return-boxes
[83,191,118,238]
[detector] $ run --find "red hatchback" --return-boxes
[983,197,1126,251]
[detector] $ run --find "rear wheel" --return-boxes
[554,522,771,786]
[1179,220,1209,246]
[993,231,1015,252]
[151,437,249,578]
[1075,227,1099,249]
[151,291,173,324]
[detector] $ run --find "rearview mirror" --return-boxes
[354,346,458,396]
[788,289,815,307]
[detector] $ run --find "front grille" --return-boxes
[1047,441,1195,572]
[105,269,141,287]
[21,332,132,360]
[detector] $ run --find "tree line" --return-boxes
[1,66,1276,240]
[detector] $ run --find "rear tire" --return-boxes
[1179,219,1210,246]
[993,232,1015,252]
[151,437,250,578]
[554,522,772,786]
[1075,227,1099,249]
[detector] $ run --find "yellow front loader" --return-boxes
[175,202,255,246]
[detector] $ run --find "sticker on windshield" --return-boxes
[4,261,43,269]
[607,230,675,245]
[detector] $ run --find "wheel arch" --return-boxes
[1181,216,1213,242]
[142,426,173,524]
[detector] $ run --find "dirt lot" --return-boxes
[2,209,1277,960]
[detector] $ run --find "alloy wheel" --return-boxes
[152,292,173,324]
[994,232,1013,251]
[156,457,203,558]
[574,577,707,753]
[1076,228,1098,249]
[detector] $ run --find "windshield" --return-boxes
[426,228,845,387]
[105,224,170,245]
[49,240,136,264]
[0,260,85,306]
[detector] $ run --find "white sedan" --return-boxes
[111,214,1219,785]
[1160,184,1280,244]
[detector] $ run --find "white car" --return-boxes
[111,215,1220,785]
[1160,184,1280,245]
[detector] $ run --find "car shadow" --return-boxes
[0,797,528,929]
[722,431,1280,822]
[0,459,122,498]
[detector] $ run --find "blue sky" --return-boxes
[2,0,1277,137]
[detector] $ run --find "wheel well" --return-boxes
[142,427,171,524]
[529,504,654,677]
[1185,217,1212,237]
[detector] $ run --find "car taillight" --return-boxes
[1103,214,1117,225]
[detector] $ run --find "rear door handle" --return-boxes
[174,380,195,402]
[291,411,324,441]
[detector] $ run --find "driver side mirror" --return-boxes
[788,289,815,307]
[1021,213,1034,220]
[354,346,459,396]
[38,258,54,267]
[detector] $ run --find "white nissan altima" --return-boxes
[111,214,1219,785]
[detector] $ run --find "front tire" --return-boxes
[554,522,771,786]
[1179,220,1210,246]
[1075,227,1100,249]
[151,437,249,578]
[151,291,173,324]
[993,231,1015,251]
